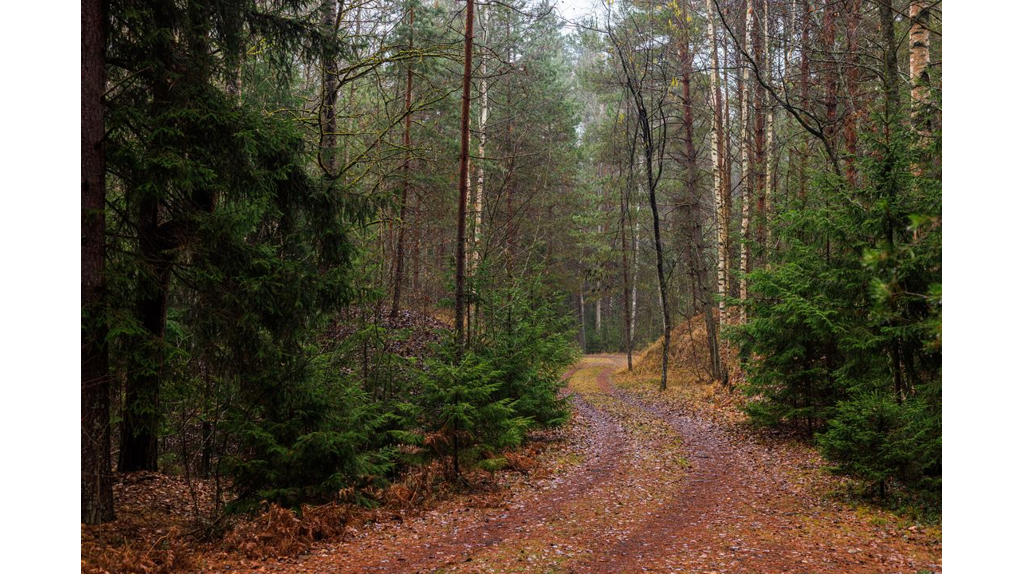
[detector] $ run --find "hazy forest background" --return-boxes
[71,0,953,570]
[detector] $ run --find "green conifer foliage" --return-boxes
[735,117,941,503]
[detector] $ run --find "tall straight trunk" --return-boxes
[738,0,755,323]
[120,194,172,472]
[821,2,838,148]
[620,184,633,370]
[120,4,179,472]
[630,201,639,346]
[343,5,362,170]
[412,192,421,298]
[473,5,488,270]
[762,0,775,248]
[705,0,728,327]
[908,1,932,135]
[391,3,415,317]
[879,0,900,122]
[706,0,730,387]
[454,0,475,351]
[798,0,810,200]
[82,0,114,524]
[579,290,587,350]
[752,0,766,249]
[678,13,722,382]
[320,0,338,174]
[723,32,732,267]
[843,0,862,183]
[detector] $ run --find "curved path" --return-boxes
[261,355,941,573]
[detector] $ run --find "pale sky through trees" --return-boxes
[553,0,601,31]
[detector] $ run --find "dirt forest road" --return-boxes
[259,355,941,574]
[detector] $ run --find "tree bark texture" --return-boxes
[392,2,415,317]
[739,0,755,323]
[908,1,932,135]
[454,0,476,351]
[82,0,115,525]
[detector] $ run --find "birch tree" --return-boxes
[705,0,730,387]
[738,0,755,323]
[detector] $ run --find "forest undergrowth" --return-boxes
[82,400,575,573]
[622,315,942,523]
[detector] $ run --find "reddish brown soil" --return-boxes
[240,355,941,573]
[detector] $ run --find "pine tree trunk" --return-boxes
[909,1,932,136]
[678,12,722,383]
[320,0,338,174]
[821,3,838,148]
[843,0,862,184]
[879,0,900,122]
[763,0,775,249]
[579,290,587,350]
[120,23,178,472]
[620,187,632,369]
[120,195,171,473]
[753,0,766,253]
[798,0,810,200]
[82,0,115,524]
[630,207,639,344]
[454,0,476,351]
[391,2,415,318]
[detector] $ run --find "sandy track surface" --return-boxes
[254,355,941,573]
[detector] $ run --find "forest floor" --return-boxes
[224,354,941,573]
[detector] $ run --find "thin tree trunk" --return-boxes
[798,0,810,200]
[630,206,639,343]
[391,2,415,317]
[454,0,476,351]
[843,0,862,184]
[879,0,900,122]
[909,1,932,136]
[763,0,775,248]
[120,196,172,472]
[678,10,723,382]
[579,290,587,350]
[82,0,115,524]
[320,0,338,174]
[473,4,488,271]
[120,20,179,471]
[705,0,730,385]
[739,0,754,323]
[619,56,671,391]
[412,191,421,300]
[641,117,670,391]
[752,0,766,251]
[821,2,838,149]
[620,184,632,369]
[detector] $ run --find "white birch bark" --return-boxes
[739,0,754,323]
[705,0,728,326]
[473,5,489,268]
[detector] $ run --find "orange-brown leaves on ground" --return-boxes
[82,358,940,573]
